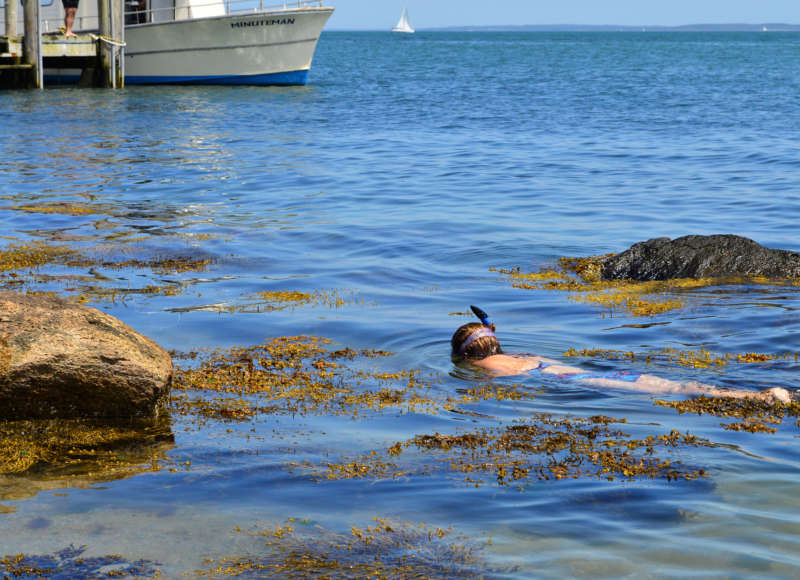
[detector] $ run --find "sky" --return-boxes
[324,0,800,30]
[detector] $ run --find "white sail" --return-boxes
[392,7,414,33]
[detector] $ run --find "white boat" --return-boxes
[391,7,413,34]
[2,0,333,85]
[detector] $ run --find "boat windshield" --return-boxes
[32,0,324,30]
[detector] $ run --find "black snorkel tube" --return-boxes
[470,305,493,328]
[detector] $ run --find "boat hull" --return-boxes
[124,7,332,85]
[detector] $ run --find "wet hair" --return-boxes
[451,322,503,361]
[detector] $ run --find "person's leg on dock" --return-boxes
[62,0,79,37]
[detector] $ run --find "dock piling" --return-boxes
[98,0,110,86]
[22,0,42,88]
[4,0,18,37]
[113,0,124,86]
[95,0,124,87]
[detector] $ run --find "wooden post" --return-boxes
[5,0,18,37]
[112,0,124,87]
[97,0,111,86]
[22,0,42,88]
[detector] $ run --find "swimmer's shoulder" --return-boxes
[472,354,547,376]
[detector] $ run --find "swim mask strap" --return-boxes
[457,326,497,355]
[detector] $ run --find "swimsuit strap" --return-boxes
[568,370,641,382]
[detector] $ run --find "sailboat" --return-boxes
[392,7,414,33]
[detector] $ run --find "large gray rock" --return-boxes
[599,235,800,281]
[0,291,172,419]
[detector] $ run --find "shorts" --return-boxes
[62,0,79,9]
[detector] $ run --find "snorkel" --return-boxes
[455,305,499,357]
[470,305,493,327]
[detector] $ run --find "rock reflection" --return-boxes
[0,416,174,502]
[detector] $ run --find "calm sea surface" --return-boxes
[2,31,800,578]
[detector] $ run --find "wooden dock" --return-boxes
[1,0,125,88]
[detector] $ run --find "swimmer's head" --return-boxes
[451,320,502,361]
[451,322,502,360]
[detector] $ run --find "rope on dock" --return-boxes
[89,33,127,47]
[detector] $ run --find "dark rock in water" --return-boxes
[0,291,172,419]
[600,235,800,281]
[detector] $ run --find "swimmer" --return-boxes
[452,305,791,404]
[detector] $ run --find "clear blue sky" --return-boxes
[325,1,800,29]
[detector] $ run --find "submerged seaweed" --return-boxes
[191,518,492,579]
[0,240,214,304]
[0,545,160,579]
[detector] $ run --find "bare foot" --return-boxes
[65,31,77,38]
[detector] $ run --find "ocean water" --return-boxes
[1,31,800,578]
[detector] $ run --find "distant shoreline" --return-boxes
[328,23,800,32]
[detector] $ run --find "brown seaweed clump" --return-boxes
[0,242,78,273]
[191,518,492,579]
[320,414,709,486]
[655,395,800,434]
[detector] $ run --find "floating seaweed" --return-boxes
[254,289,352,310]
[190,288,366,314]
[172,336,449,420]
[654,395,800,434]
[318,414,709,486]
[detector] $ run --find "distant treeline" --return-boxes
[425,23,800,32]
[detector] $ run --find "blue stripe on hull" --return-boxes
[125,69,309,86]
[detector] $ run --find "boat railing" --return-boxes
[227,0,324,16]
[35,0,323,31]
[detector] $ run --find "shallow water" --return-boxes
[2,31,800,578]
